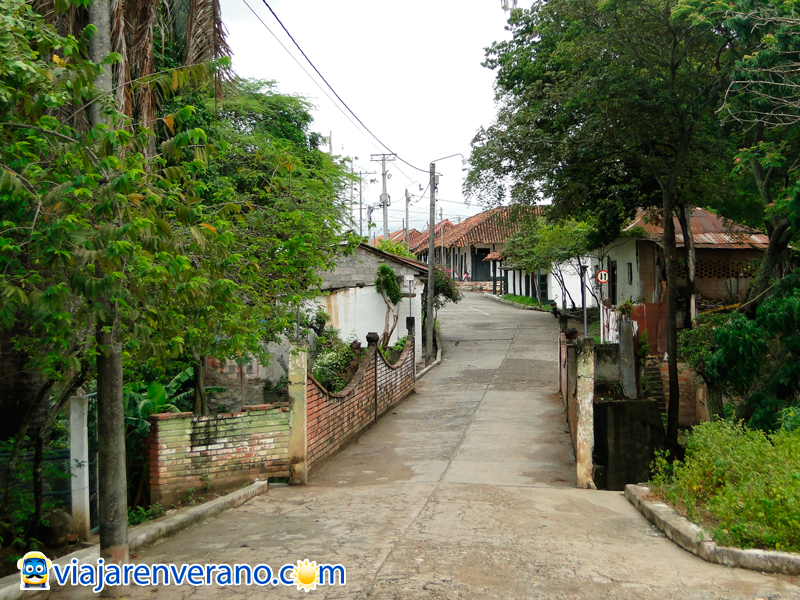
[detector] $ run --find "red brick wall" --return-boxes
[659,362,698,426]
[149,405,289,507]
[307,339,415,470]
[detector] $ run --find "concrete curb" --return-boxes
[415,330,443,380]
[482,292,552,313]
[625,484,800,576]
[0,480,270,600]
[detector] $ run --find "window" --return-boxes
[627,263,633,285]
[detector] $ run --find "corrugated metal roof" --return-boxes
[625,208,768,249]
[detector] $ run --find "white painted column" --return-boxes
[69,395,91,540]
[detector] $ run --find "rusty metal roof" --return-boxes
[625,208,768,249]
[484,251,503,261]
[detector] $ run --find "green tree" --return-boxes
[376,238,415,258]
[468,0,738,440]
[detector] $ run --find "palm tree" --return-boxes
[32,0,231,128]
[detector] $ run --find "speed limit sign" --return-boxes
[596,269,610,284]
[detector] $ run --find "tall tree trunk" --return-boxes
[27,430,45,541]
[664,193,681,442]
[90,0,128,589]
[193,355,209,416]
[96,320,129,594]
[745,216,792,309]
[676,203,696,327]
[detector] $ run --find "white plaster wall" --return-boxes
[592,238,641,305]
[550,259,597,309]
[318,282,422,357]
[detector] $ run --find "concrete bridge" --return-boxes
[55,293,798,599]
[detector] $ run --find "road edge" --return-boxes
[625,484,800,576]
[415,330,443,380]
[482,292,551,313]
[0,480,270,600]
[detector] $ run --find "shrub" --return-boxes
[650,420,800,551]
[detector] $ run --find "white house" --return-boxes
[318,244,428,358]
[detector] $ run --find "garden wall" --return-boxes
[307,334,415,470]
[148,405,290,507]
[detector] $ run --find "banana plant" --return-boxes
[124,368,226,437]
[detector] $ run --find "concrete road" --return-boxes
[55,293,799,599]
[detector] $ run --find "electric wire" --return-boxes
[258,0,429,175]
[240,0,383,154]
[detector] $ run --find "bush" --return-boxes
[310,326,357,392]
[650,420,800,551]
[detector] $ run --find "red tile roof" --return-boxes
[412,205,544,253]
[626,208,769,249]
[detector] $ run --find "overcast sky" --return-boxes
[219,0,512,238]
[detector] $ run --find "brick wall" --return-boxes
[149,405,290,507]
[307,338,415,470]
[659,362,698,426]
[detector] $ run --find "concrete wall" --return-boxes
[592,401,667,491]
[205,341,291,413]
[148,405,290,506]
[321,245,423,290]
[306,336,415,470]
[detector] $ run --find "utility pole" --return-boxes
[329,131,333,156]
[440,207,445,270]
[405,189,411,247]
[367,205,376,244]
[371,153,396,242]
[356,170,376,238]
[426,163,436,364]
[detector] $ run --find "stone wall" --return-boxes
[307,336,415,471]
[148,405,290,507]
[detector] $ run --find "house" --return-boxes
[317,243,428,359]
[595,207,769,306]
[204,244,428,412]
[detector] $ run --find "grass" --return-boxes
[501,294,542,307]
[650,420,800,552]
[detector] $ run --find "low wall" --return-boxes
[149,405,290,507]
[307,337,415,470]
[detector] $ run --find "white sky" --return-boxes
[219,0,512,238]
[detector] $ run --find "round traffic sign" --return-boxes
[596,269,610,284]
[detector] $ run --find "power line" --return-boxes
[240,0,383,154]
[257,0,429,175]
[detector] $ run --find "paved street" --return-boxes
[56,293,800,599]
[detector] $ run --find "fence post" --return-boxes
[69,395,91,541]
[288,343,308,485]
[618,320,638,399]
[367,332,380,422]
[575,339,596,489]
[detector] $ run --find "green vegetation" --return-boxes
[421,267,462,333]
[501,294,540,307]
[0,0,357,555]
[651,421,800,551]
[311,327,359,393]
[375,265,403,347]
[376,239,415,258]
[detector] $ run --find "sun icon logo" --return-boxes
[290,559,319,592]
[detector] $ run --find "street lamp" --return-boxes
[425,153,468,364]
